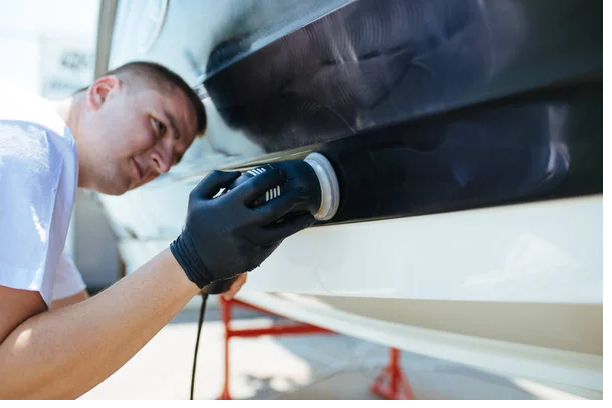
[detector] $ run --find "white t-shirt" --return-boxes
[0,81,86,308]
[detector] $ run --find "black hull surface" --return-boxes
[107,0,602,226]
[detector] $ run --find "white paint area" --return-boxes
[244,195,602,304]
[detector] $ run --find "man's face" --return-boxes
[79,76,198,195]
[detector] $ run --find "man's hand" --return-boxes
[170,169,315,289]
[222,273,247,300]
[196,273,247,300]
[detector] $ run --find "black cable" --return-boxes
[190,293,208,400]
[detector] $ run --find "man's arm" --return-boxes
[50,274,244,309]
[0,169,312,399]
[0,287,46,346]
[0,249,199,399]
[49,274,245,309]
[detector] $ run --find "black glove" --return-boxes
[170,168,315,288]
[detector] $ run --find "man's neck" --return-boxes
[51,94,80,134]
[50,93,88,188]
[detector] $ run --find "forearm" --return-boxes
[0,248,199,399]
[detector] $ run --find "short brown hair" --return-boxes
[83,61,207,136]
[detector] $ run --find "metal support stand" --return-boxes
[216,297,415,400]
[370,347,416,400]
[217,296,335,400]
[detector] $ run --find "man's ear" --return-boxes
[85,75,121,111]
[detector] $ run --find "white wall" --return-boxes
[0,0,99,94]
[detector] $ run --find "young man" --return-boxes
[0,62,314,398]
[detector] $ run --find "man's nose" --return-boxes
[150,149,172,174]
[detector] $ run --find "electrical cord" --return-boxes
[190,293,208,400]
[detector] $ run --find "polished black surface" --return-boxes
[307,83,602,225]
[106,0,602,229]
[203,0,601,155]
[199,0,602,225]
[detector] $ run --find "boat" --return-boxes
[93,0,603,392]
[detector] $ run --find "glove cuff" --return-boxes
[170,232,216,289]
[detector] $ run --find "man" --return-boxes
[0,62,314,399]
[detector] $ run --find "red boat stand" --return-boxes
[216,296,415,400]
[370,347,417,400]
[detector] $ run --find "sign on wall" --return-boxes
[41,35,95,99]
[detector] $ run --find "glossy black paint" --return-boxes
[198,0,601,225]
[310,83,602,225]
[108,0,602,227]
[203,0,601,155]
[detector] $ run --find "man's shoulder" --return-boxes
[0,81,76,177]
[0,119,76,226]
[0,120,64,184]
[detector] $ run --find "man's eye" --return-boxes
[152,118,166,135]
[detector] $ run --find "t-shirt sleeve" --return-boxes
[52,253,86,300]
[0,121,63,308]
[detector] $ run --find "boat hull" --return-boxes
[97,0,603,391]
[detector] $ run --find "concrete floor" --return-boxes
[79,302,602,400]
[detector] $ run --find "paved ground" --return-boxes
[79,302,602,400]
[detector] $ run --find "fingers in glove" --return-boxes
[249,213,315,245]
[250,188,309,225]
[222,273,247,300]
[192,170,241,199]
[231,168,287,206]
